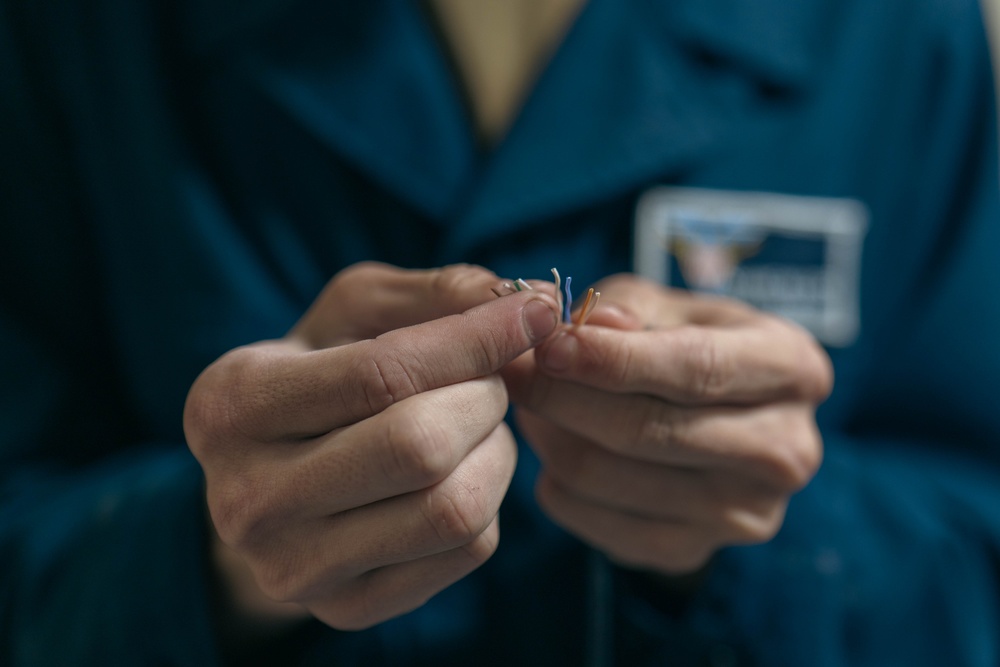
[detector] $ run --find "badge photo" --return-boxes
[634,187,868,347]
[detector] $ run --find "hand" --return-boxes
[502,274,832,574]
[184,262,560,630]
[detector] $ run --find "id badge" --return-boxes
[634,187,868,347]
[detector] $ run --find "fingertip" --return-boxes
[522,296,559,344]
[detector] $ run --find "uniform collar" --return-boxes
[185,0,478,221]
[185,0,829,249]
[659,0,833,89]
[445,0,828,253]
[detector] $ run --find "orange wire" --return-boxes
[574,288,595,326]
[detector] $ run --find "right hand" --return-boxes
[183,263,560,630]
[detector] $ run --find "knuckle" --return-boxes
[381,409,455,487]
[254,558,303,604]
[459,318,507,373]
[184,348,262,451]
[782,419,823,490]
[459,525,501,568]
[757,416,823,492]
[182,381,230,459]
[338,261,390,291]
[207,473,277,549]
[724,504,786,545]
[480,326,510,372]
[323,603,382,632]
[211,346,279,441]
[421,481,490,548]
[800,342,835,402]
[773,319,834,402]
[679,328,731,401]
[586,335,635,386]
[320,578,399,631]
[432,264,496,313]
[630,399,685,456]
[356,344,422,412]
[432,263,477,295]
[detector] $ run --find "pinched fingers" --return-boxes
[185,263,557,629]
[535,473,786,574]
[514,378,822,490]
[306,518,501,630]
[234,422,517,624]
[203,375,511,539]
[518,410,792,543]
[185,289,559,446]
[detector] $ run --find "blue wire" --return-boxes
[563,276,573,323]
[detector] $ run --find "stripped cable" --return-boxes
[493,268,599,327]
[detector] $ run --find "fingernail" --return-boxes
[523,299,557,343]
[541,331,577,372]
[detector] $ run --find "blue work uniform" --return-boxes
[2,0,999,665]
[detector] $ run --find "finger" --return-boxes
[518,410,788,526]
[588,273,753,328]
[535,474,786,575]
[230,376,511,521]
[305,518,500,630]
[215,289,558,441]
[535,473,712,574]
[534,317,833,406]
[511,382,823,489]
[247,422,517,602]
[292,263,510,348]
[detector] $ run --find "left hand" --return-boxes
[502,273,833,574]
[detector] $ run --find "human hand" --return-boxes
[184,263,560,630]
[502,274,832,574]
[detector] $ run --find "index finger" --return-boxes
[292,263,511,349]
[533,318,832,406]
[224,290,560,441]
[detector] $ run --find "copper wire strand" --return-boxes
[516,278,533,291]
[576,290,601,326]
[574,288,595,326]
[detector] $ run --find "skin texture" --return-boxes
[184,263,560,630]
[503,273,832,574]
[184,264,832,632]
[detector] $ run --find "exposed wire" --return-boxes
[563,276,573,324]
[550,268,562,322]
[494,269,596,328]
[574,288,601,327]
